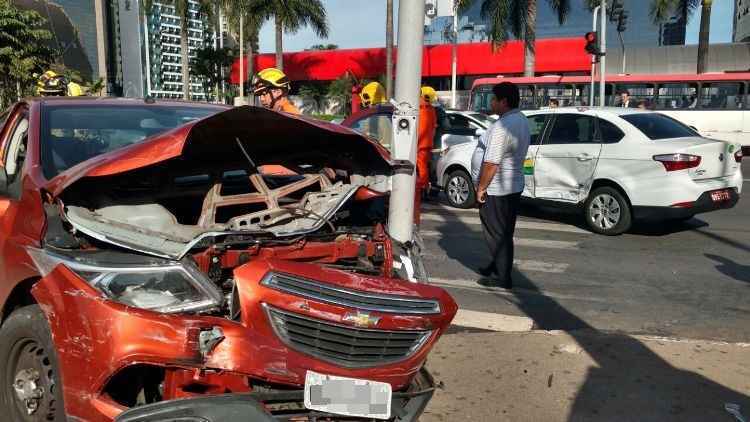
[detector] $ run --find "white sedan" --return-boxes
[436,107,744,235]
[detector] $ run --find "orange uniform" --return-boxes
[276,98,301,114]
[414,98,437,225]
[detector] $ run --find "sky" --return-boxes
[256,0,735,53]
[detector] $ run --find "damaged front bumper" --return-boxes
[114,368,436,422]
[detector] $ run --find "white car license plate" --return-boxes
[304,370,392,420]
[711,189,731,202]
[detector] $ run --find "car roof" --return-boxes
[30,96,231,110]
[524,106,653,118]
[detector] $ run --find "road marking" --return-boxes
[420,213,591,234]
[423,255,569,273]
[451,309,534,332]
[744,179,750,182]
[430,277,607,303]
[419,230,579,250]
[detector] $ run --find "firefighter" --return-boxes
[36,70,83,97]
[359,81,387,108]
[252,67,300,114]
[414,86,438,225]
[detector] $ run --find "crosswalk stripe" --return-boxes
[451,309,534,332]
[419,213,590,234]
[430,277,607,303]
[422,254,569,273]
[419,230,579,249]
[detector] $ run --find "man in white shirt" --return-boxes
[471,82,530,289]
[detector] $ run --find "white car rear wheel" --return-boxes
[584,187,632,235]
[444,170,476,209]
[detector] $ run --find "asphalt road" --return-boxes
[422,159,750,342]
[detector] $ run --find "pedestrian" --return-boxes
[252,67,300,114]
[548,98,559,108]
[618,90,635,108]
[471,82,530,289]
[414,86,438,225]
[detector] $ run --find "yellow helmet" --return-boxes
[359,82,386,108]
[37,71,68,96]
[421,86,438,104]
[252,67,290,94]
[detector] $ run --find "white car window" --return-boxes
[528,114,549,145]
[547,114,597,145]
[351,114,393,149]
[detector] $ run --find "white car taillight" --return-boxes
[653,154,701,172]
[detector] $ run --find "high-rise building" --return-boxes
[424,1,686,47]
[735,0,750,42]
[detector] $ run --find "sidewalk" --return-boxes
[422,329,750,422]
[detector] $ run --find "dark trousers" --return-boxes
[479,192,522,285]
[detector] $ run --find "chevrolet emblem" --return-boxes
[343,311,381,328]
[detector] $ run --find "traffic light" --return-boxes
[584,31,602,56]
[609,0,624,22]
[617,10,628,32]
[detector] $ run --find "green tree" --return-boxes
[220,0,262,96]
[457,0,570,77]
[192,45,233,101]
[248,0,330,71]
[0,0,55,107]
[326,73,355,115]
[298,82,327,113]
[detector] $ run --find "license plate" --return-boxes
[711,190,731,202]
[304,371,392,420]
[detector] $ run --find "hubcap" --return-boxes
[13,369,43,415]
[589,193,621,230]
[447,175,470,205]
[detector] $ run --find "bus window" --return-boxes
[613,84,655,107]
[518,85,537,109]
[471,88,494,113]
[580,84,615,106]
[657,83,698,109]
[699,83,745,109]
[539,84,575,108]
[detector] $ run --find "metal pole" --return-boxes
[618,30,625,74]
[388,0,426,245]
[239,14,244,105]
[590,5,599,106]
[386,0,394,99]
[451,10,458,108]
[599,0,606,107]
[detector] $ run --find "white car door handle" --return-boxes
[577,153,593,162]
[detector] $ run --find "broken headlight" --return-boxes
[27,248,223,313]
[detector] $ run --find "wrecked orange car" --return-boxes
[0,98,457,421]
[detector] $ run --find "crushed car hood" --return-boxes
[44,105,392,198]
[48,106,393,259]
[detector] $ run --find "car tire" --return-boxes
[584,187,632,235]
[0,305,66,421]
[444,170,476,209]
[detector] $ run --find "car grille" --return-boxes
[261,272,440,314]
[264,305,432,368]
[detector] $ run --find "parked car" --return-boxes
[436,107,743,235]
[0,97,457,421]
[342,105,485,190]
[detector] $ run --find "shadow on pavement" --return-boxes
[428,205,750,421]
[696,229,750,254]
[705,254,750,284]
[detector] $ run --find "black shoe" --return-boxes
[477,265,497,277]
[476,277,512,289]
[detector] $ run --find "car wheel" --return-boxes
[584,187,632,235]
[444,170,476,209]
[0,305,66,422]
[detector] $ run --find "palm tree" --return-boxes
[457,0,570,77]
[248,0,329,71]
[221,0,262,98]
[630,0,710,74]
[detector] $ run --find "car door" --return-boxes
[349,113,393,151]
[533,112,602,203]
[522,113,552,198]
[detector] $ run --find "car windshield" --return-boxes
[468,113,497,125]
[621,113,698,140]
[41,104,223,179]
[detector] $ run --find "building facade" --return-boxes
[424,1,686,47]
[736,0,750,42]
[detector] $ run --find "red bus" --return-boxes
[469,73,750,148]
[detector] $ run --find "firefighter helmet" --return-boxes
[421,86,438,104]
[252,67,291,94]
[37,71,69,96]
[359,82,386,108]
